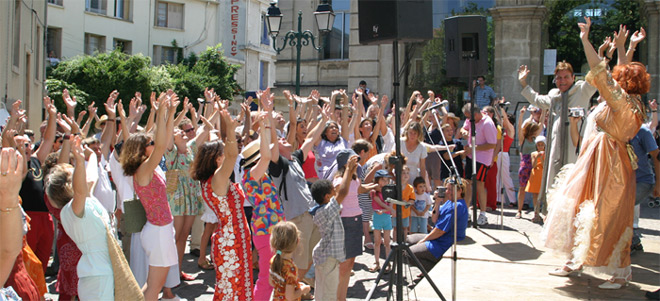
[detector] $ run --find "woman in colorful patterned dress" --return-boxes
[191,110,253,300]
[164,113,209,279]
[241,89,285,300]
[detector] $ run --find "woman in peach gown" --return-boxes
[541,18,651,289]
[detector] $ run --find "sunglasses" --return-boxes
[183,128,195,134]
[147,141,155,146]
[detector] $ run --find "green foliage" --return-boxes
[46,44,241,124]
[546,0,646,74]
[44,79,89,114]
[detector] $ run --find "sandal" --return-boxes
[197,259,214,270]
[368,264,381,273]
[384,264,392,273]
[364,242,374,250]
[515,212,522,219]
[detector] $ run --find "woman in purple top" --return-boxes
[121,91,179,301]
[314,90,352,179]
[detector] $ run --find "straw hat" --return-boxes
[240,139,261,169]
[95,115,109,130]
[445,112,461,124]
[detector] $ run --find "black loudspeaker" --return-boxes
[444,15,488,78]
[358,0,433,45]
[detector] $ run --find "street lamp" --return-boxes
[266,1,335,96]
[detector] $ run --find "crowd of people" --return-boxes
[0,17,658,301]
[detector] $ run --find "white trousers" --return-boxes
[496,152,516,204]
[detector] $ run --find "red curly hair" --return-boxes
[612,62,651,95]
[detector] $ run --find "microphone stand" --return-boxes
[427,108,462,300]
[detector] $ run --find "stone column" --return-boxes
[646,0,660,101]
[490,0,547,106]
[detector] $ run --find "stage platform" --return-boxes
[415,228,660,300]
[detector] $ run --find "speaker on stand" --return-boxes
[358,1,444,300]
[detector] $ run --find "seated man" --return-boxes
[406,178,469,279]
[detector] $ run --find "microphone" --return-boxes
[422,100,449,113]
[497,101,511,108]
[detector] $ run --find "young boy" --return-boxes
[410,177,432,234]
[309,155,357,300]
[392,166,415,241]
[370,169,395,272]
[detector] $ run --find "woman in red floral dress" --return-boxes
[191,111,253,300]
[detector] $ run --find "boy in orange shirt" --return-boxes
[392,166,416,241]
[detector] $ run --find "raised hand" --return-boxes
[630,27,646,46]
[380,95,389,108]
[518,65,530,87]
[320,103,333,120]
[71,136,85,161]
[104,93,117,119]
[650,99,657,112]
[56,113,72,134]
[62,114,81,135]
[578,17,591,41]
[62,88,77,114]
[204,87,215,102]
[76,110,87,125]
[520,106,527,115]
[117,102,127,120]
[260,88,274,112]
[0,147,24,201]
[44,96,57,117]
[598,36,612,58]
[150,91,159,111]
[614,24,629,49]
[87,103,98,118]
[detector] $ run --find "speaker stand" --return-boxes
[365,39,446,301]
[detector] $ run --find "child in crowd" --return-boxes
[309,155,356,300]
[392,165,415,241]
[269,222,311,301]
[410,177,432,234]
[370,169,394,272]
[525,135,546,223]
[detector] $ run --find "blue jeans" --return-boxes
[410,216,428,234]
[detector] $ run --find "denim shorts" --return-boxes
[372,212,393,231]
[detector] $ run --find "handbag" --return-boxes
[121,193,147,234]
[166,155,180,194]
[105,224,145,300]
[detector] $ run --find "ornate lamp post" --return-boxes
[266,1,335,95]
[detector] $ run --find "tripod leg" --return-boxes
[366,245,397,301]
[403,245,446,301]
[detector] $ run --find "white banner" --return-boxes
[543,49,557,75]
[222,0,246,61]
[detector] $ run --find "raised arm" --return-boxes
[626,27,645,63]
[35,96,58,163]
[578,17,601,69]
[80,104,97,138]
[518,106,527,146]
[71,136,89,217]
[309,103,332,148]
[211,110,239,195]
[336,155,358,204]
[0,148,25,285]
[135,92,178,185]
[339,90,350,141]
[100,91,118,160]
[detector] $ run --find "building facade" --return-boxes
[274,0,660,108]
[46,0,276,97]
[0,0,47,131]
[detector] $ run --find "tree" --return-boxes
[545,0,646,74]
[46,44,241,124]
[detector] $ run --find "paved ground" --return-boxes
[45,200,659,300]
